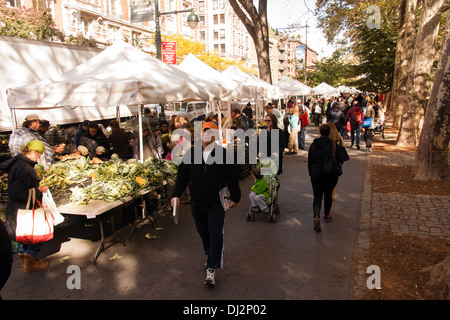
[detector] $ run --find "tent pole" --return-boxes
[138,105,144,163]
[10,108,18,132]
[216,100,223,147]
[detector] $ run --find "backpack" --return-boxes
[351,109,362,124]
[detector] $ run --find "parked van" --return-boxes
[164,101,209,121]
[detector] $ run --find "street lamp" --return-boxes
[154,0,199,60]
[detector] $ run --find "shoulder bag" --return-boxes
[324,142,343,176]
[16,188,54,244]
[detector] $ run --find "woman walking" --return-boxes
[308,125,347,232]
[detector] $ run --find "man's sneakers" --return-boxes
[204,268,215,287]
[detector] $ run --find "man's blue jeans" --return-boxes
[297,127,307,148]
[351,124,362,146]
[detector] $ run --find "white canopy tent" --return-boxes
[222,66,266,98]
[337,85,360,94]
[6,41,227,162]
[7,41,224,112]
[222,66,271,124]
[275,76,313,96]
[247,73,287,100]
[177,54,256,101]
[312,82,340,97]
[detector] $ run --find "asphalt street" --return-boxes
[1,126,368,303]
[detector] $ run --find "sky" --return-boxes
[266,0,336,60]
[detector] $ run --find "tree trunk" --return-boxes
[228,0,272,83]
[397,0,448,146]
[413,15,450,181]
[390,0,418,128]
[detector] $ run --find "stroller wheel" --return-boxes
[268,210,276,223]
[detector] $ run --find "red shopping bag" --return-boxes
[16,189,54,244]
[346,122,351,132]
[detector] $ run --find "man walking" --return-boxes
[171,122,241,287]
[345,101,364,149]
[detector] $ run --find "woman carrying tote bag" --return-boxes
[308,124,347,232]
[1,140,50,273]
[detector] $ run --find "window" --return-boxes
[220,43,226,54]
[220,14,225,24]
[198,1,205,12]
[199,31,206,41]
[213,31,219,40]
[213,14,218,25]
[6,0,21,7]
[199,15,205,27]
[212,0,218,10]
[131,31,141,47]
[108,25,120,41]
[214,44,219,52]
[220,29,225,40]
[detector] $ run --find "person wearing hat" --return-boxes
[8,114,55,169]
[132,122,164,160]
[171,121,241,287]
[0,140,50,272]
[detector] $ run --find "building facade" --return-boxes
[191,0,256,68]
[5,0,317,82]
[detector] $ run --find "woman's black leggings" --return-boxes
[311,173,339,219]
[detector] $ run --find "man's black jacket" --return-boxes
[172,145,241,207]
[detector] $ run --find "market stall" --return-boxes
[38,156,177,263]
[312,82,340,98]
[6,41,227,263]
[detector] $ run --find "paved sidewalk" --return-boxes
[353,143,450,299]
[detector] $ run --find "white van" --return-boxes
[164,101,209,121]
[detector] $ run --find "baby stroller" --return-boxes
[247,158,281,223]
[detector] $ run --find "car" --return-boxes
[164,101,209,121]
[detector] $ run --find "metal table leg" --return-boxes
[93,212,126,265]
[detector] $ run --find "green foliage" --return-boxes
[297,49,353,87]
[0,0,94,46]
[315,0,399,92]
[0,0,64,41]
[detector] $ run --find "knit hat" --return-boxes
[26,140,45,153]
[202,121,218,131]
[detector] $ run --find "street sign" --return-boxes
[162,41,177,64]
[130,2,154,23]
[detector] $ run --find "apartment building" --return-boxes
[275,34,318,81]
[5,0,316,82]
[191,0,256,68]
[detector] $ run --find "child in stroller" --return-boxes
[247,162,280,222]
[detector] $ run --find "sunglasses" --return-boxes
[265,119,272,122]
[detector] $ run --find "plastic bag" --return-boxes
[42,190,65,226]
